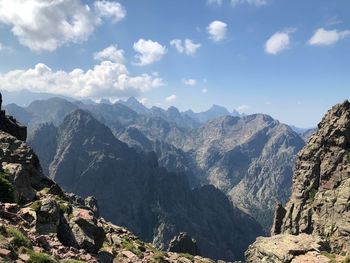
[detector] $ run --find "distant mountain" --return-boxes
[12,97,304,230]
[290,125,317,142]
[1,89,73,107]
[30,109,263,261]
[184,104,239,123]
[119,96,150,115]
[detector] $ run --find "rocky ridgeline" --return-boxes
[0,99,217,262]
[245,101,350,263]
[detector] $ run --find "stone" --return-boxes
[0,248,11,258]
[69,208,105,253]
[36,197,60,234]
[271,203,286,235]
[168,232,200,256]
[245,234,329,263]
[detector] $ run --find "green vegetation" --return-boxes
[6,226,32,251]
[307,188,317,202]
[343,256,350,263]
[27,251,57,263]
[152,251,167,263]
[59,260,85,263]
[120,237,142,256]
[0,171,15,203]
[321,252,337,263]
[30,200,42,211]
[180,253,195,260]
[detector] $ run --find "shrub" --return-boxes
[0,171,15,203]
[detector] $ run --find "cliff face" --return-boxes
[246,100,350,262]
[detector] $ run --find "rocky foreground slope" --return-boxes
[0,99,219,262]
[245,101,350,262]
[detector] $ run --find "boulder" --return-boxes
[168,232,200,256]
[70,208,105,253]
[245,234,329,263]
[36,197,60,234]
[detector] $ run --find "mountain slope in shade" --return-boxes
[42,109,263,261]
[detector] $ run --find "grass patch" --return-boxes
[28,251,57,263]
[179,253,194,260]
[0,171,15,203]
[121,238,141,256]
[7,226,32,251]
[59,260,85,263]
[321,252,337,263]
[30,200,42,211]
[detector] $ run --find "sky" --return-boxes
[0,0,349,127]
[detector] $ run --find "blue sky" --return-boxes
[0,0,349,127]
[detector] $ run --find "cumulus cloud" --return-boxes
[236,104,249,113]
[133,39,167,66]
[0,0,126,51]
[94,0,126,23]
[165,94,177,102]
[231,0,268,7]
[265,28,295,55]
[207,20,228,42]
[182,79,197,86]
[170,39,201,55]
[207,0,223,6]
[0,61,164,99]
[93,45,125,63]
[201,88,208,93]
[308,28,350,46]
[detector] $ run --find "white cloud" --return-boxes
[207,20,228,42]
[202,88,208,93]
[308,28,350,46]
[133,39,167,66]
[231,0,268,7]
[94,45,125,63]
[94,0,126,23]
[0,61,164,99]
[0,43,11,52]
[182,78,197,86]
[236,104,249,113]
[265,28,295,55]
[170,39,201,55]
[207,0,223,6]
[0,0,126,51]
[165,94,177,102]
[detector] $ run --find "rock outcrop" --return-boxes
[246,100,350,262]
[168,232,200,256]
[0,93,27,141]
